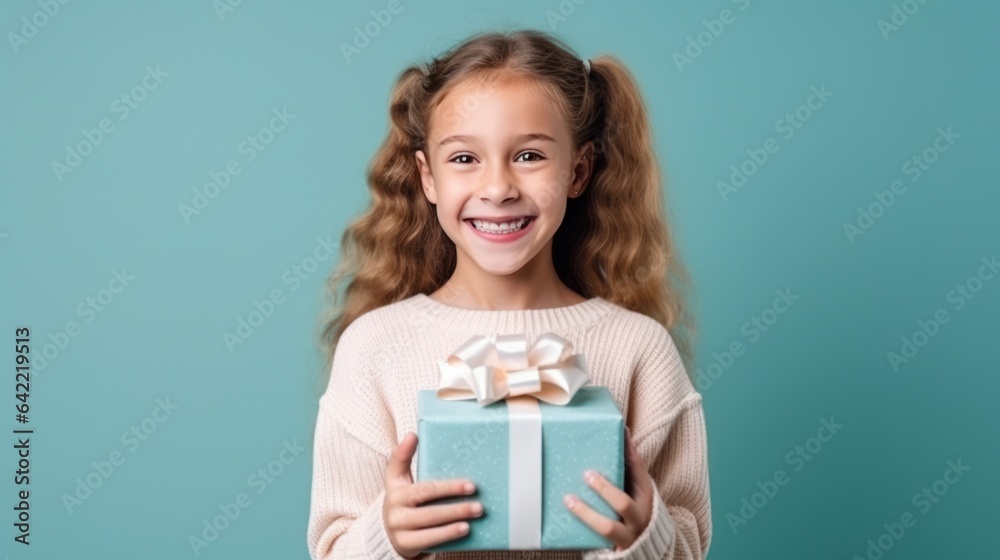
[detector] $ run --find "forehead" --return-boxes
[426,74,570,144]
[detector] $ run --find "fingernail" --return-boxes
[459,522,470,533]
[564,495,577,509]
[471,502,483,515]
[464,482,475,494]
[584,469,597,483]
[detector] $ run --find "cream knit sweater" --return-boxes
[307,293,712,560]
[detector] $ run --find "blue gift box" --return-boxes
[416,386,625,552]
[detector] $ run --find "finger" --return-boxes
[584,470,642,529]
[407,478,476,508]
[385,432,418,488]
[390,500,483,531]
[563,493,631,550]
[395,521,471,555]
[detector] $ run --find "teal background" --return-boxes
[1,1,997,559]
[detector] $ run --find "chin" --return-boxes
[475,262,526,277]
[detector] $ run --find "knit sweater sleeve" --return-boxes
[306,317,409,560]
[583,322,713,560]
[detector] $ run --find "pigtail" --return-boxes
[573,56,697,369]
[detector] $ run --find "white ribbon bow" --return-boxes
[435,332,590,407]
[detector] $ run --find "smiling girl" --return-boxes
[308,29,711,559]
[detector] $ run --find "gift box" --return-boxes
[416,332,625,552]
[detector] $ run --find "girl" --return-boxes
[308,29,711,560]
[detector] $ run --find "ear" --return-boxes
[415,149,437,204]
[569,141,595,198]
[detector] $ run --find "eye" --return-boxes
[516,151,545,163]
[449,154,476,164]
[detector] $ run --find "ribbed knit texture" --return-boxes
[307,294,712,559]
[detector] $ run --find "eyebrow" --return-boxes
[438,133,558,147]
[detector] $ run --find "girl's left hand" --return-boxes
[563,427,654,552]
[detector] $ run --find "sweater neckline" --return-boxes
[407,292,614,334]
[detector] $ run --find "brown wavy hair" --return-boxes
[315,29,697,392]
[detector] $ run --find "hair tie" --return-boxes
[582,58,591,74]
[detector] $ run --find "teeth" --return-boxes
[471,217,529,233]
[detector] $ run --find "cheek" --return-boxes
[434,194,462,227]
[534,177,569,217]
[538,168,575,207]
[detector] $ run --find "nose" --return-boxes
[478,161,519,205]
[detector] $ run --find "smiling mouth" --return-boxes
[465,217,534,234]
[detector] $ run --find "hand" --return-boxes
[383,431,485,558]
[563,427,654,552]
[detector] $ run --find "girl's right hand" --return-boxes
[383,431,484,558]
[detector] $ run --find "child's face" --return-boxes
[415,75,592,280]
